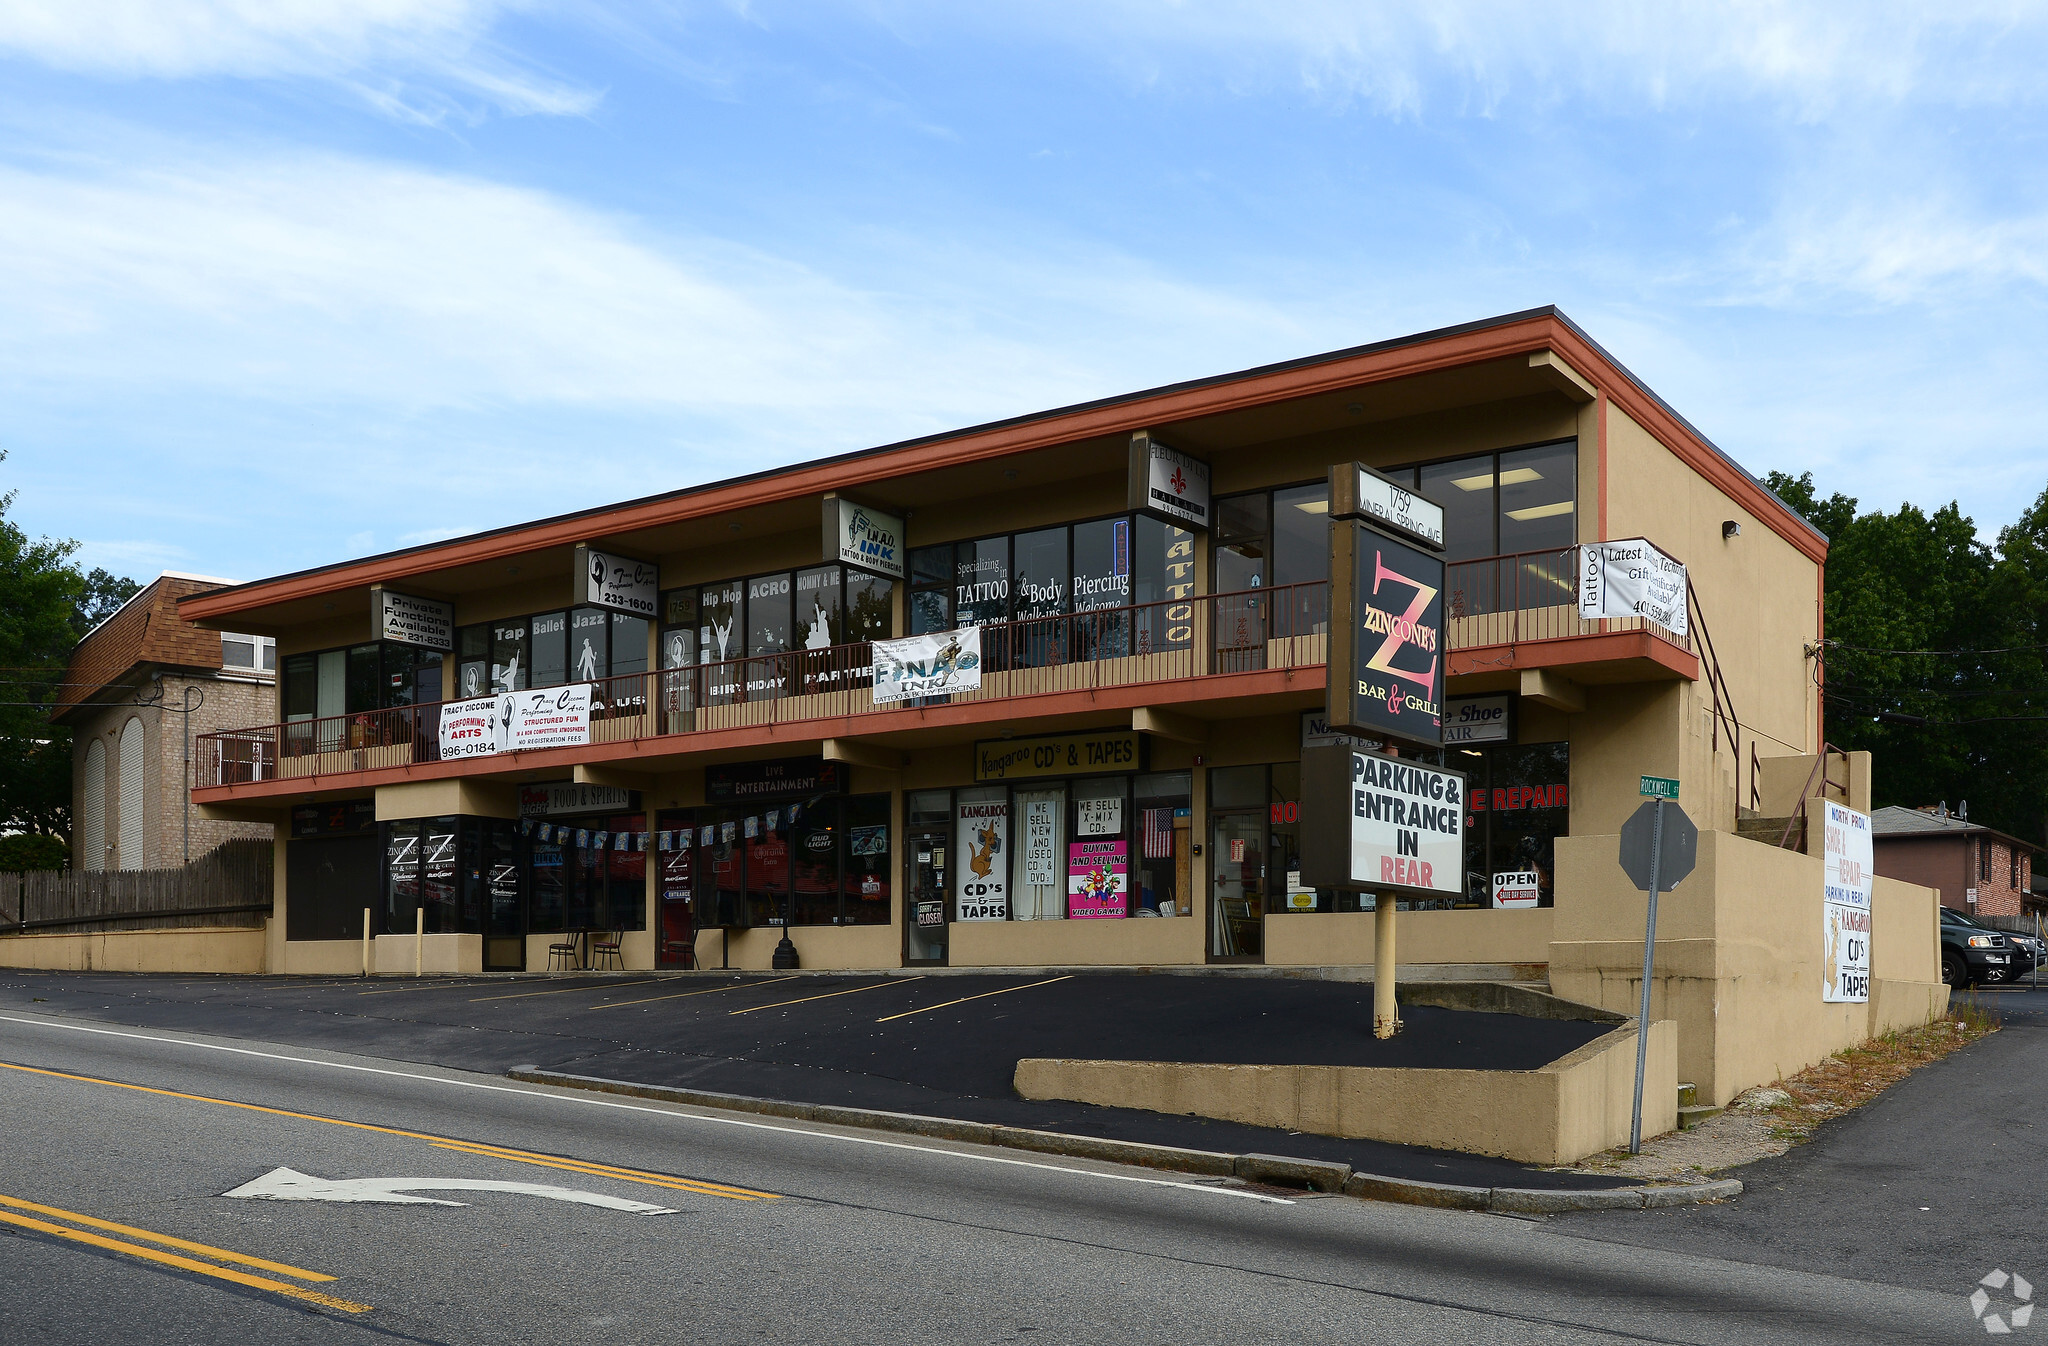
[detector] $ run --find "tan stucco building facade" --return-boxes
[179,308,1945,1118]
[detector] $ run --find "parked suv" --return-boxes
[1940,907,2034,987]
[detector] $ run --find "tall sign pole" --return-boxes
[1630,797,1665,1155]
[1322,462,1449,1041]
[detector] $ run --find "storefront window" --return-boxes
[792,797,840,926]
[795,566,842,649]
[909,547,954,636]
[1132,516,1195,655]
[491,620,528,692]
[1497,442,1577,556]
[843,794,891,925]
[955,538,1011,628]
[1012,784,1066,920]
[569,608,607,684]
[1071,518,1131,661]
[457,625,489,699]
[1068,777,1129,919]
[1133,773,1192,917]
[1461,741,1570,908]
[846,572,893,643]
[700,579,743,704]
[383,816,467,934]
[658,795,888,929]
[531,611,568,688]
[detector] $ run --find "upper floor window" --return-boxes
[1406,440,1577,562]
[221,632,276,672]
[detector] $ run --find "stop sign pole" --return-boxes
[1630,798,1667,1155]
[1620,777,1696,1155]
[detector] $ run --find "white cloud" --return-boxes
[878,1,2048,117]
[0,0,596,120]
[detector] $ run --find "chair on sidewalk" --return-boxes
[588,930,624,971]
[547,932,581,971]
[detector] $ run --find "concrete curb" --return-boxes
[504,1068,1741,1212]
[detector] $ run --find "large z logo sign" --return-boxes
[1365,549,1439,682]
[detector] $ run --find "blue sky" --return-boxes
[3,2,2046,583]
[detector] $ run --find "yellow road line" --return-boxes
[427,1142,776,1200]
[0,1208,370,1313]
[875,975,1074,1023]
[433,1139,777,1198]
[0,1193,335,1280]
[469,978,666,1002]
[588,976,798,1011]
[729,977,923,1016]
[0,1060,779,1207]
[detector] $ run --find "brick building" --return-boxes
[54,574,278,871]
[1870,804,2038,918]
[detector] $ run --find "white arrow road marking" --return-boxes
[223,1167,679,1215]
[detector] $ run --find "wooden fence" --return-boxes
[2,839,273,935]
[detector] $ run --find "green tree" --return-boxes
[0,472,82,839]
[1767,471,2048,844]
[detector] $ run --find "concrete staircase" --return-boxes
[1734,811,1806,852]
[1675,1081,1723,1131]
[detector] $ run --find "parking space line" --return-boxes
[875,975,1074,1023]
[588,976,797,1011]
[0,1192,336,1280]
[729,978,923,1015]
[0,1206,370,1313]
[358,979,490,996]
[469,978,665,1002]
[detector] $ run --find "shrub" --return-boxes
[0,832,69,871]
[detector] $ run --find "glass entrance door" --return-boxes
[904,826,949,965]
[657,839,695,968]
[1209,811,1266,961]
[483,821,524,971]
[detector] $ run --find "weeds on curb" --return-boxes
[1759,1000,2000,1143]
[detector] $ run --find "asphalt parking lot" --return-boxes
[0,968,1623,1189]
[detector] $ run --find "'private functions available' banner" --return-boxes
[437,685,594,760]
[1578,538,1689,637]
[870,626,983,704]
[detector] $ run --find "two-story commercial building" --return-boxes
[186,308,1837,991]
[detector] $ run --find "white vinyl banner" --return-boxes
[955,799,1009,921]
[506,685,593,752]
[871,626,983,703]
[1821,801,1873,1003]
[439,696,509,760]
[1578,538,1689,637]
[1343,752,1465,896]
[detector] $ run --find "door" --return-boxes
[904,827,949,965]
[483,821,525,971]
[1209,811,1266,961]
[657,837,695,968]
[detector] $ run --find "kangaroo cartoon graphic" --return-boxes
[969,819,1001,879]
[1826,908,1842,992]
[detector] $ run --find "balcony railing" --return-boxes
[195,549,1693,791]
[1443,546,1692,651]
[195,582,1334,788]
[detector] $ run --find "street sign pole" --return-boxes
[1629,797,1665,1155]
